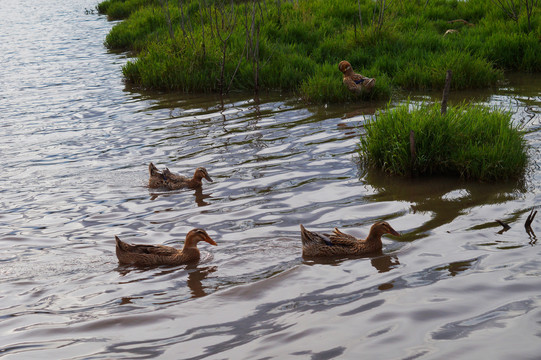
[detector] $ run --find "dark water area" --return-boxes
[1,1,541,359]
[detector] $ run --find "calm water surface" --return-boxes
[1,1,541,359]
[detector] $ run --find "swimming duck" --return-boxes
[300,221,400,257]
[115,228,217,266]
[338,60,376,94]
[148,163,213,190]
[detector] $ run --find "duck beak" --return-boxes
[205,174,213,182]
[388,226,401,237]
[204,235,217,246]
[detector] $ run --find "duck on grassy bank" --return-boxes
[148,163,213,190]
[338,60,376,94]
[300,221,400,257]
[115,229,217,266]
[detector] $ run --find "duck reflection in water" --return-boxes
[116,265,217,299]
[186,265,218,298]
[149,186,213,207]
[303,253,400,273]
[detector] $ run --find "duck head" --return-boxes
[184,228,217,248]
[194,167,213,183]
[370,221,401,238]
[338,60,353,75]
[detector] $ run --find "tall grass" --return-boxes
[99,0,541,102]
[359,102,528,181]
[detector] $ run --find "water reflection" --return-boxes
[363,167,527,238]
[303,253,400,273]
[116,264,217,298]
[526,226,537,244]
[1,0,540,358]
[371,254,400,273]
[186,265,218,298]
[435,258,479,277]
[148,187,212,207]
[194,187,212,207]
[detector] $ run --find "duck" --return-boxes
[115,228,217,266]
[338,60,376,94]
[148,163,213,190]
[300,221,400,257]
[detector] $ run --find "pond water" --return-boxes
[1,1,541,359]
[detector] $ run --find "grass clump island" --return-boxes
[97,0,541,102]
[359,102,528,181]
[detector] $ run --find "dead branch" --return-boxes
[525,209,537,229]
[496,219,511,232]
[441,70,452,115]
[447,19,475,26]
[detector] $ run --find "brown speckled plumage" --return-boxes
[115,228,217,266]
[338,60,376,94]
[300,221,400,257]
[148,163,213,190]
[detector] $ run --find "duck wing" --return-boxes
[130,244,178,257]
[116,237,178,256]
[162,169,192,189]
[328,228,359,247]
[163,168,189,182]
[350,73,364,83]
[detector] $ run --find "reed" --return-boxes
[99,0,540,102]
[359,102,528,181]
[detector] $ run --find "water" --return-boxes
[1,1,541,359]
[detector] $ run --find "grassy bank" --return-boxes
[98,0,540,102]
[358,102,528,181]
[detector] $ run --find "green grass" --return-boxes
[359,102,528,181]
[98,0,541,102]
[97,0,157,21]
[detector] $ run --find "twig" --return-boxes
[441,70,452,115]
[409,130,416,172]
[525,209,537,229]
[447,19,475,26]
[357,0,363,32]
[496,219,511,231]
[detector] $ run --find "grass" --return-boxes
[97,0,541,102]
[97,0,157,21]
[358,102,528,181]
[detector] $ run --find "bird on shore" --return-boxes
[300,221,400,257]
[338,60,376,94]
[115,228,217,266]
[148,163,213,190]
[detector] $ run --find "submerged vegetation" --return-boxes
[98,0,541,102]
[359,102,528,181]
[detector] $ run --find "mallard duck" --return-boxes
[115,228,217,266]
[338,60,376,94]
[300,221,400,257]
[148,163,213,190]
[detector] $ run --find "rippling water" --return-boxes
[1,1,541,359]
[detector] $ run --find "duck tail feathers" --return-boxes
[115,236,127,251]
[300,225,332,246]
